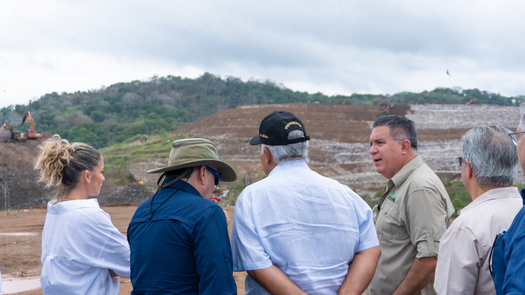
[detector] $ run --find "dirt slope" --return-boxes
[174,103,522,196]
[0,138,152,210]
[178,103,413,143]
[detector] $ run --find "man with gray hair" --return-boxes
[231,111,380,295]
[434,126,522,294]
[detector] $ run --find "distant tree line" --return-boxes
[1,73,523,149]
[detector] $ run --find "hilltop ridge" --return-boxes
[1,73,522,150]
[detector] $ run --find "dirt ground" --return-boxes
[0,205,246,295]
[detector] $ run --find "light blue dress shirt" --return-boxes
[232,160,378,295]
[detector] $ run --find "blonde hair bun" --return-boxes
[35,135,75,187]
[35,135,100,200]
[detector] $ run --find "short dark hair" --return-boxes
[373,115,418,150]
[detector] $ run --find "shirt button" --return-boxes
[426,233,431,237]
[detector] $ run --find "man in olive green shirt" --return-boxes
[367,115,454,295]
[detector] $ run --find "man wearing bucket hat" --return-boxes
[231,111,380,295]
[127,138,237,294]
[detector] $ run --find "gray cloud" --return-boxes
[1,0,525,108]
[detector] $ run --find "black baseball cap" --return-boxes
[250,111,310,145]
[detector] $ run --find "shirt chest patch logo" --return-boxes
[388,190,396,203]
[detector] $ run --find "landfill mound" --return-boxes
[178,103,412,143]
[177,103,516,143]
[175,103,522,196]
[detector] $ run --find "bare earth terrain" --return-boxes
[0,205,245,295]
[176,103,523,195]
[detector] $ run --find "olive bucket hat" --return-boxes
[147,138,237,182]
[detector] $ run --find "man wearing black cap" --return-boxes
[127,138,237,294]
[231,111,380,295]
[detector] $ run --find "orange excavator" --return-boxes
[465,98,477,105]
[21,110,44,139]
[1,111,50,141]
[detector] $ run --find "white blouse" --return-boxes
[41,199,130,295]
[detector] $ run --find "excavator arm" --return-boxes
[1,123,16,139]
[21,111,35,132]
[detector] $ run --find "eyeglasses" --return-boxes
[457,157,463,167]
[508,131,525,146]
[205,166,222,186]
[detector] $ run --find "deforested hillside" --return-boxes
[173,103,523,199]
[178,103,411,143]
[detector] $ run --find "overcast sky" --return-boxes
[1,0,524,109]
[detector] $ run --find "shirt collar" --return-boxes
[269,159,309,177]
[162,178,201,196]
[47,198,100,215]
[458,187,520,216]
[390,155,423,187]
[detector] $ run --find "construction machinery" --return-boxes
[1,123,25,140]
[465,98,477,105]
[379,101,394,115]
[1,110,50,141]
[21,110,44,139]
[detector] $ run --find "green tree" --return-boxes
[90,111,106,123]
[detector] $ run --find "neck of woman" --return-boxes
[56,185,89,203]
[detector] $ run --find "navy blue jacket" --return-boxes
[128,179,237,294]
[492,188,525,295]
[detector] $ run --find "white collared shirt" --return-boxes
[232,160,378,294]
[434,187,523,295]
[41,199,130,295]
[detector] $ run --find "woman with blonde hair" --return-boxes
[35,135,130,295]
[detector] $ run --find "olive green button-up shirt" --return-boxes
[367,155,454,295]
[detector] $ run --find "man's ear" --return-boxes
[465,161,474,179]
[263,146,274,165]
[197,166,207,185]
[400,139,411,155]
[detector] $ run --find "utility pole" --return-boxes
[5,167,9,210]
[4,167,7,210]
[1,167,6,210]
[0,183,5,210]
